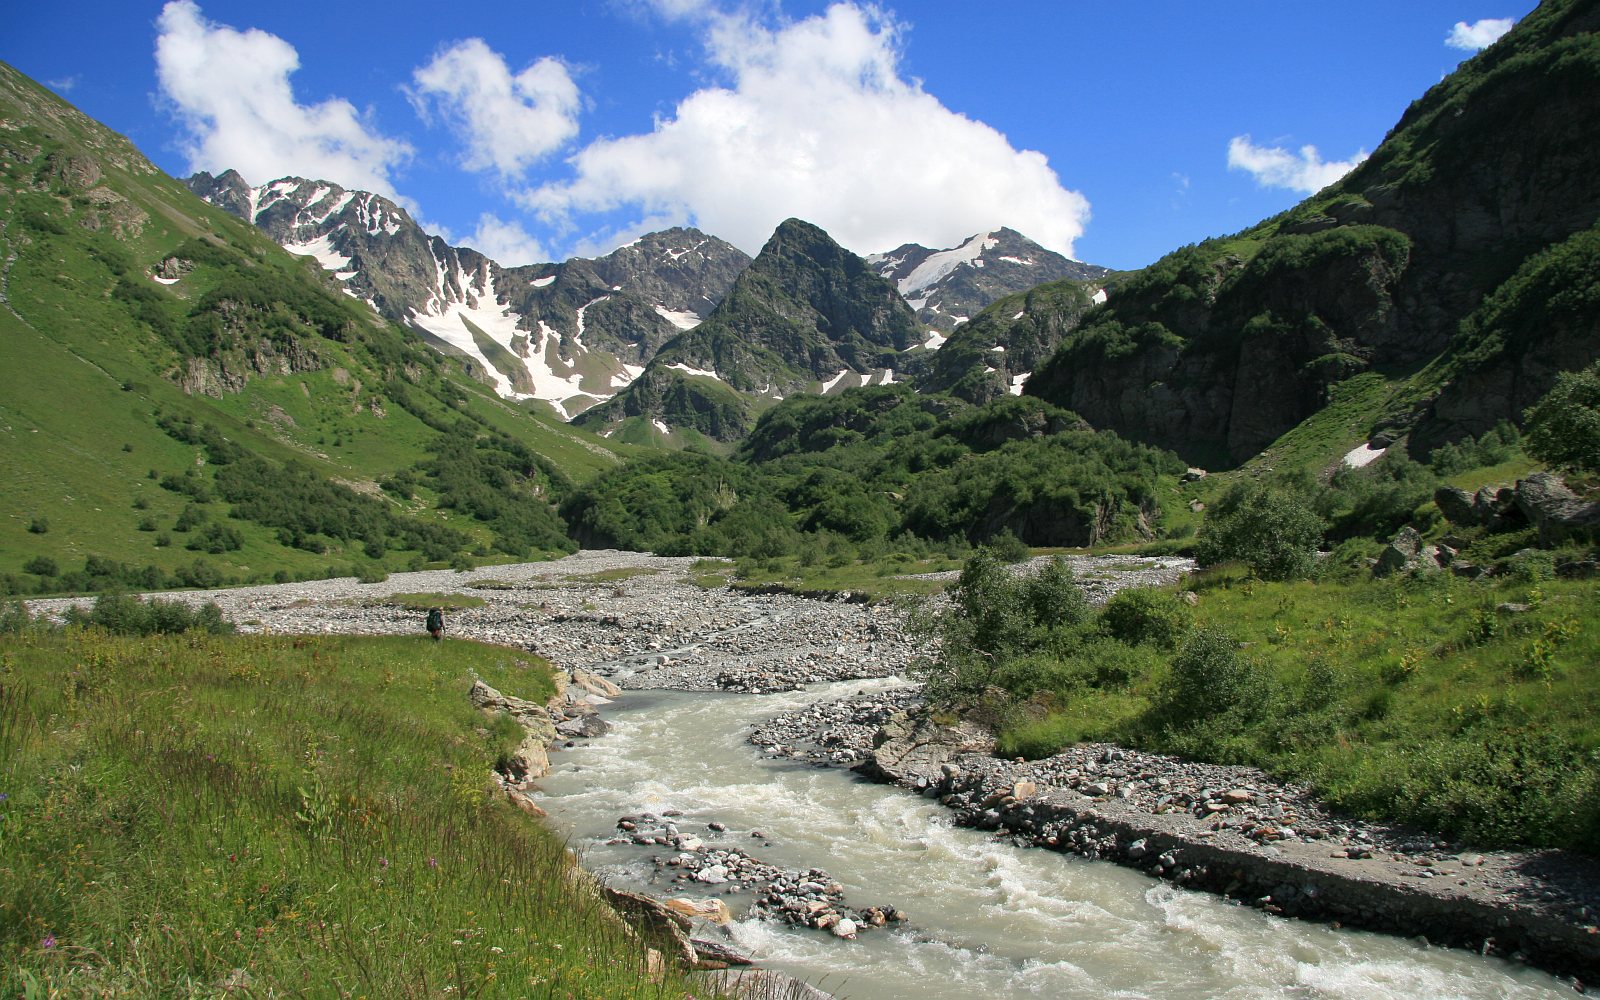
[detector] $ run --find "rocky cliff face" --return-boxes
[869,228,1109,334]
[186,173,750,417]
[1025,0,1600,465]
[577,218,921,440]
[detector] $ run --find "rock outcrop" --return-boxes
[1024,1,1600,465]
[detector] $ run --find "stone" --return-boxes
[1374,526,1436,577]
[571,668,623,698]
[556,715,612,738]
[1434,486,1479,526]
[830,918,858,939]
[1515,472,1600,544]
[664,896,733,925]
[1223,789,1253,804]
[504,787,546,817]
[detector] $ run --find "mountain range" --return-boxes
[186,171,1104,436]
[3,0,1598,587]
[185,170,749,419]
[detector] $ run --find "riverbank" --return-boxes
[25,549,1598,987]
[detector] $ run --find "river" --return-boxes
[537,679,1570,1000]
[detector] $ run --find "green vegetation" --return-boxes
[0,617,701,998]
[0,65,621,594]
[383,592,489,612]
[917,537,1600,853]
[1524,360,1600,477]
[1194,483,1323,580]
[565,386,1186,565]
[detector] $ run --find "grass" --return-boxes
[731,553,958,600]
[0,625,705,998]
[687,559,735,591]
[984,567,1600,851]
[383,592,488,611]
[562,568,661,584]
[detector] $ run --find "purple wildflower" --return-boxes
[41,934,56,949]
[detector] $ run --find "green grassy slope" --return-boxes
[0,623,701,998]
[0,63,627,591]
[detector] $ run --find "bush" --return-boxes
[0,598,33,633]
[990,529,1031,564]
[63,593,233,636]
[1524,361,1600,476]
[22,556,58,577]
[1099,587,1190,649]
[1160,626,1265,724]
[1195,483,1323,580]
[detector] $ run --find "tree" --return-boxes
[1524,362,1600,476]
[1195,482,1323,580]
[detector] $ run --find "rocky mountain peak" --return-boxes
[868,228,1111,333]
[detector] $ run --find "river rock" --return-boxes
[665,896,733,925]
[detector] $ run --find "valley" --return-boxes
[3,0,1600,995]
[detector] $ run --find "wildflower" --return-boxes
[378,857,389,870]
[427,857,438,869]
[42,934,57,949]
[490,946,504,954]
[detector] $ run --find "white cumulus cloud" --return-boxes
[523,3,1090,258]
[1446,17,1515,51]
[1227,135,1368,194]
[154,1,411,195]
[410,39,581,179]
[461,213,551,266]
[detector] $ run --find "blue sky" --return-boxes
[4,1,1534,270]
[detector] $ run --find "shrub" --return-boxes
[63,593,233,636]
[0,598,33,633]
[1100,587,1190,649]
[989,529,1031,564]
[1524,361,1600,476]
[1160,625,1265,724]
[1195,483,1323,580]
[22,556,58,577]
[1026,557,1091,630]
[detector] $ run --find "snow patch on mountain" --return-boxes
[654,305,702,330]
[821,369,851,394]
[897,231,999,296]
[284,234,353,272]
[666,362,722,381]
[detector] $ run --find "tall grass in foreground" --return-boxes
[0,630,699,998]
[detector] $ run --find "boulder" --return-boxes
[1514,472,1600,544]
[597,884,698,969]
[1433,486,1478,526]
[508,736,550,783]
[469,680,557,744]
[503,786,546,818]
[571,668,623,698]
[855,709,994,784]
[688,936,752,969]
[664,896,733,925]
[556,715,612,739]
[1374,526,1444,577]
